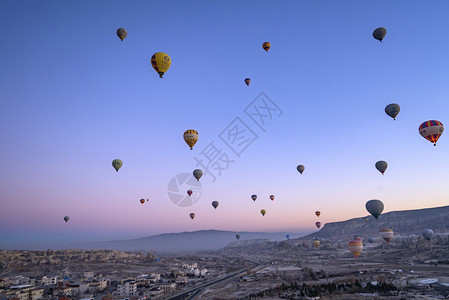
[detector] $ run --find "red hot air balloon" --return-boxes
[187,190,193,197]
[140,199,145,205]
[315,211,321,217]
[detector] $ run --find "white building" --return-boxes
[116,281,137,296]
[182,262,198,269]
[41,276,59,285]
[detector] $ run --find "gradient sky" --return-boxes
[1,1,449,249]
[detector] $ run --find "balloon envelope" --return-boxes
[190,213,195,220]
[112,159,123,172]
[64,216,69,223]
[373,27,386,42]
[140,199,145,204]
[187,190,193,196]
[184,130,199,150]
[270,195,274,201]
[262,42,271,51]
[312,239,320,249]
[419,120,444,146]
[348,240,363,258]
[116,28,127,41]
[366,199,384,220]
[260,209,266,216]
[375,161,388,175]
[379,228,394,243]
[315,222,321,229]
[251,195,257,201]
[297,165,305,174]
[212,201,219,209]
[385,103,400,120]
[193,169,203,181]
[151,52,171,78]
[422,229,434,241]
[315,211,320,217]
[244,78,251,86]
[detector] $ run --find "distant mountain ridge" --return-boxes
[61,230,308,253]
[301,205,449,242]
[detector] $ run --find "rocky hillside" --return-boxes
[302,205,449,241]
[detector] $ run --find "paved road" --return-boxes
[166,267,252,300]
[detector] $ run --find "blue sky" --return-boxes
[1,0,449,249]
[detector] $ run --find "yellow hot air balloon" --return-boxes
[312,239,320,249]
[348,240,363,258]
[151,52,171,78]
[260,209,266,216]
[183,129,199,150]
[262,42,271,52]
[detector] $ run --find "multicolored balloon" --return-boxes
[140,199,145,205]
[379,228,393,243]
[184,130,199,150]
[419,120,444,146]
[187,190,193,196]
[315,211,320,217]
[312,238,320,249]
[348,240,363,258]
[262,42,271,52]
[151,52,171,78]
[244,78,251,86]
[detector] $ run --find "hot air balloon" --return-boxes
[312,239,320,249]
[348,240,363,258]
[116,28,127,41]
[190,213,195,220]
[64,216,70,223]
[151,52,171,78]
[260,209,266,216]
[140,199,145,205]
[379,228,393,243]
[373,27,386,42]
[385,104,400,120]
[183,129,199,150]
[366,199,384,220]
[353,235,362,242]
[244,78,251,86]
[270,195,275,201]
[286,234,290,240]
[236,234,240,240]
[262,42,271,52]
[212,201,219,209]
[368,237,375,243]
[315,211,321,217]
[375,161,388,175]
[297,165,305,174]
[251,195,257,201]
[315,222,321,229]
[193,169,203,181]
[422,229,434,241]
[187,190,193,197]
[419,120,444,146]
[112,159,123,172]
